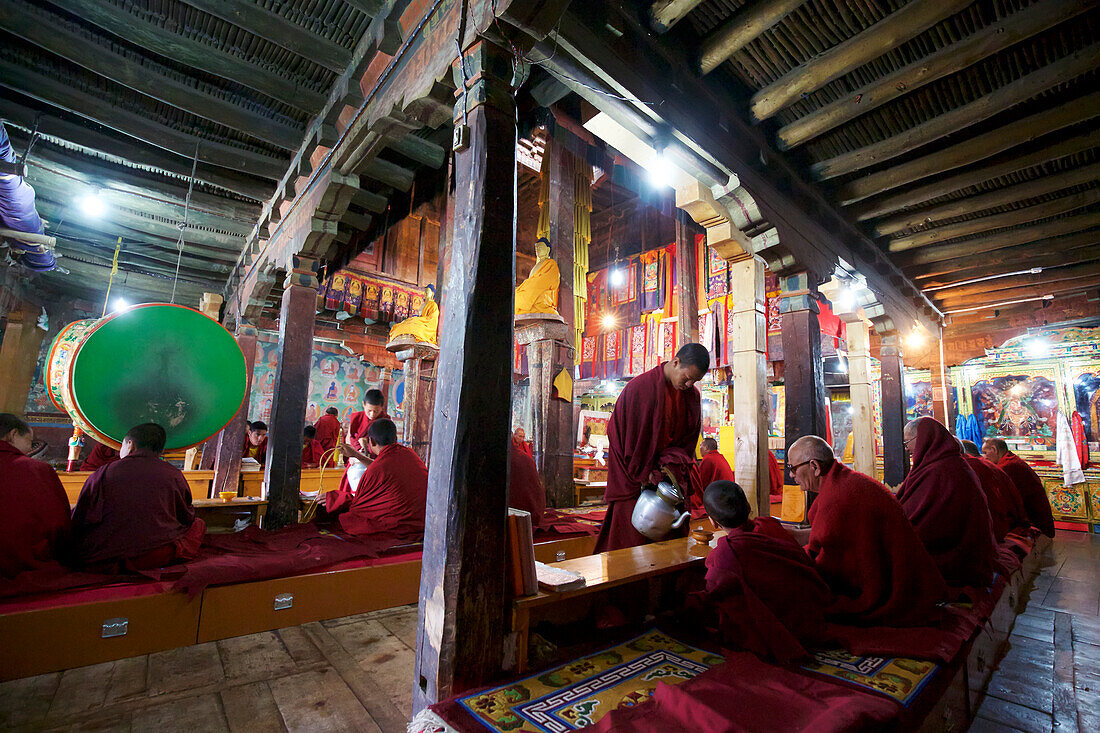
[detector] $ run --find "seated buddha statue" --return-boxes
[388,285,439,346]
[515,237,560,317]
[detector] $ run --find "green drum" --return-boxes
[45,304,247,451]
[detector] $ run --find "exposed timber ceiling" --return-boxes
[0,0,448,311]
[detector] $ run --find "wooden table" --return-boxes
[193,497,268,531]
[573,480,606,505]
[510,532,724,672]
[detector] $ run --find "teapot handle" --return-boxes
[671,511,691,530]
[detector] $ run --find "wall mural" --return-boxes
[970,374,1058,447]
[1071,371,1100,442]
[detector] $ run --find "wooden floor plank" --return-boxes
[104,656,149,705]
[376,607,418,651]
[46,661,116,720]
[221,681,287,733]
[218,632,298,680]
[974,695,1053,732]
[131,693,228,732]
[1051,612,1076,731]
[147,643,225,696]
[276,626,326,667]
[267,669,380,733]
[0,672,60,728]
[323,617,416,717]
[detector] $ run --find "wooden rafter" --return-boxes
[812,43,1100,180]
[838,91,1100,205]
[698,0,808,75]
[649,0,706,34]
[910,231,1100,280]
[937,274,1100,309]
[749,0,972,121]
[918,244,1100,288]
[928,262,1100,300]
[776,0,1091,150]
[45,0,326,112]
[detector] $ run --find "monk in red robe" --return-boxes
[768,450,783,502]
[595,344,708,553]
[71,423,205,572]
[302,425,325,469]
[693,438,734,518]
[789,435,947,626]
[241,420,268,466]
[79,440,120,471]
[313,407,341,453]
[0,414,71,578]
[701,480,830,662]
[330,389,389,510]
[329,418,427,537]
[512,426,534,459]
[897,418,997,589]
[509,442,546,527]
[984,438,1056,537]
[961,439,1025,540]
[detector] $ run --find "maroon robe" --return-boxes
[963,454,1014,541]
[704,517,831,662]
[980,457,1028,531]
[807,461,947,626]
[997,451,1056,537]
[509,444,546,527]
[595,363,701,553]
[241,433,268,466]
[314,413,341,452]
[0,440,72,578]
[70,453,203,569]
[896,418,997,589]
[301,438,325,468]
[79,441,120,471]
[327,411,390,511]
[334,443,427,537]
[768,450,783,500]
[697,450,735,489]
[512,437,534,459]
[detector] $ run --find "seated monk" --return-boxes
[510,442,546,526]
[388,285,439,345]
[789,435,947,626]
[71,423,205,572]
[330,418,427,537]
[302,425,325,469]
[768,450,783,503]
[897,418,997,588]
[983,438,1056,537]
[694,438,734,518]
[960,439,1024,541]
[515,237,560,316]
[242,420,268,466]
[314,407,341,453]
[700,480,831,662]
[0,413,72,578]
[79,440,120,471]
[512,426,533,458]
[329,390,390,511]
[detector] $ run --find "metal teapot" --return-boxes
[631,467,691,541]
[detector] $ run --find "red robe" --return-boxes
[704,517,830,662]
[963,454,1015,541]
[0,440,72,578]
[71,453,203,569]
[979,457,1028,531]
[333,443,427,537]
[314,413,342,453]
[697,451,735,489]
[512,437,534,459]
[241,434,268,466]
[509,444,546,527]
[79,441,120,471]
[997,451,1056,537]
[595,363,701,553]
[896,418,997,589]
[328,411,390,511]
[301,438,325,468]
[768,450,783,500]
[807,461,947,626]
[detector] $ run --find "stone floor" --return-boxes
[2,533,1097,732]
[970,530,1100,732]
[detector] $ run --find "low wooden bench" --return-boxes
[573,479,605,505]
[240,466,343,498]
[60,469,215,504]
[192,497,268,531]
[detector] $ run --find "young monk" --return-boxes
[983,438,1056,537]
[789,434,947,626]
[701,480,830,662]
[242,420,268,465]
[509,441,546,527]
[333,390,389,504]
[330,418,427,537]
[961,439,1028,537]
[0,413,71,578]
[897,418,997,589]
[71,423,205,572]
[313,407,341,453]
[595,343,709,552]
[79,440,120,471]
[302,425,325,469]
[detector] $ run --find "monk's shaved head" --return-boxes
[982,438,1008,462]
[367,418,398,448]
[788,435,834,465]
[700,437,718,454]
[903,419,920,441]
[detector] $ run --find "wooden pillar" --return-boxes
[413,40,515,712]
[674,210,699,349]
[931,336,955,432]
[516,320,573,508]
[211,324,258,496]
[0,307,47,414]
[726,256,769,517]
[263,256,319,528]
[195,293,224,470]
[843,316,875,475]
[395,344,438,464]
[543,139,575,331]
[778,272,827,489]
[879,334,909,487]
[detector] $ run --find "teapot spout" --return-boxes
[671,511,691,529]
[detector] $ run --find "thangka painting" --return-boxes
[905,370,934,422]
[1068,369,1100,443]
[970,373,1058,447]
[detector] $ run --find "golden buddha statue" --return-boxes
[388,285,439,346]
[515,237,560,316]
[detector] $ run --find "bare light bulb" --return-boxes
[609,267,626,288]
[78,191,106,218]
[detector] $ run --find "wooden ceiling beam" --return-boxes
[873,161,1100,237]
[0,0,302,150]
[896,212,1100,267]
[929,262,1100,300]
[888,187,1100,252]
[838,91,1100,205]
[918,244,1100,288]
[812,43,1100,180]
[649,0,705,34]
[0,61,288,179]
[777,0,1091,150]
[40,258,211,301]
[45,0,325,112]
[749,0,971,120]
[342,0,386,17]
[53,236,230,282]
[359,160,414,191]
[937,274,1100,310]
[698,0,808,74]
[388,134,447,169]
[909,231,1100,281]
[179,0,351,74]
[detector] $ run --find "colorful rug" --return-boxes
[456,630,722,732]
[801,649,939,707]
